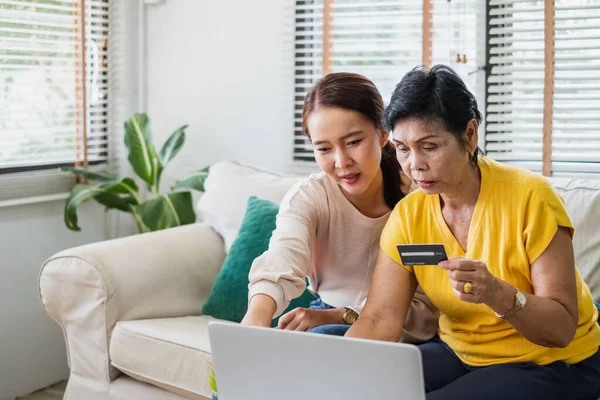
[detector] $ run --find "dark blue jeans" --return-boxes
[307,298,351,336]
[419,337,600,400]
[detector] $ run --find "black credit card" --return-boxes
[397,244,448,266]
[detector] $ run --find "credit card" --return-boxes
[396,244,448,266]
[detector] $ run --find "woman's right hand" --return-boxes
[240,294,277,328]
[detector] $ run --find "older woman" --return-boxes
[345,65,600,399]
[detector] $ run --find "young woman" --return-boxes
[240,73,439,341]
[346,65,600,399]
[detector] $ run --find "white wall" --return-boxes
[0,202,105,400]
[146,0,298,191]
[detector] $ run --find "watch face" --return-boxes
[517,291,527,306]
[347,313,357,324]
[344,310,358,324]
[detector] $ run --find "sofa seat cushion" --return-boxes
[110,316,217,399]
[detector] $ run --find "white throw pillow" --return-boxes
[549,177,600,301]
[197,161,305,252]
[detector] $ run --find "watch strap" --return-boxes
[495,291,524,319]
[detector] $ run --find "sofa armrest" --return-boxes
[39,223,226,390]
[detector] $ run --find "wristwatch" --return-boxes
[342,307,359,325]
[495,290,527,319]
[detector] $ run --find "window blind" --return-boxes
[0,0,122,203]
[552,1,600,178]
[486,0,600,178]
[292,0,424,163]
[292,0,322,163]
[292,0,486,164]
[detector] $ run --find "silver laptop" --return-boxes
[208,321,425,400]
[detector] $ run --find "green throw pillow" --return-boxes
[201,196,316,327]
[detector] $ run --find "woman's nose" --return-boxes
[410,151,426,171]
[335,149,351,169]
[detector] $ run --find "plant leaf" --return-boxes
[61,167,116,181]
[159,124,187,167]
[151,145,161,194]
[64,178,140,231]
[173,166,209,192]
[64,183,110,231]
[104,177,140,199]
[124,113,158,184]
[136,191,196,231]
[94,193,137,213]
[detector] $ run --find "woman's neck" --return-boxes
[439,163,481,212]
[341,169,389,218]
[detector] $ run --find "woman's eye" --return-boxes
[348,139,362,146]
[317,147,330,153]
[423,146,437,152]
[397,147,410,154]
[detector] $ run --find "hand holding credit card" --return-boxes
[397,244,448,266]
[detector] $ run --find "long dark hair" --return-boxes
[302,73,404,209]
[383,65,483,164]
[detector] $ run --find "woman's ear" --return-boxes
[379,129,390,147]
[465,118,479,153]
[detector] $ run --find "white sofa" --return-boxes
[39,161,600,400]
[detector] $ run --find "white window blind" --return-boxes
[292,0,486,164]
[292,0,424,163]
[487,0,546,172]
[0,0,122,203]
[486,0,600,178]
[552,1,600,178]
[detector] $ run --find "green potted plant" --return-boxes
[62,113,209,234]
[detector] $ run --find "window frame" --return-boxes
[0,0,111,175]
[0,0,129,205]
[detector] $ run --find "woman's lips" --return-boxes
[416,180,436,189]
[340,173,360,185]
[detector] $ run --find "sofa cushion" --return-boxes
[201,196,315,326]
[549,177,600,301]
[197,161,305,251]
[110,316,217,399]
